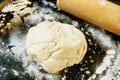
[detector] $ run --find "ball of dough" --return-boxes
[26,21,87,73]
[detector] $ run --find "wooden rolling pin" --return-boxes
[57,0,120,35]
[0,0,11,9]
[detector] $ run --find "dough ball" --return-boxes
[26,21,87,73]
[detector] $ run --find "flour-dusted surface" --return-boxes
[0,0,38,37]
[0,0,120,80]
[88,27,120,80]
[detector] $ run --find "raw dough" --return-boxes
[26,21,87,73]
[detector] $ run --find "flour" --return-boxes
[88,26,119,80]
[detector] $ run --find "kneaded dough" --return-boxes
[26,21,87,73]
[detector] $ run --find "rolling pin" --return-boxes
[0,0,11,9]
[57,0,120,35]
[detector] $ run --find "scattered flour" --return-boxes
[106,50,116,55]
[100,70,115,80]
[72,20,79,27]
[12,69,19,76]
[88,26,120,80]
[88,27,116,49]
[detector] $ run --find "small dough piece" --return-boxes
[26,21,87,73]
